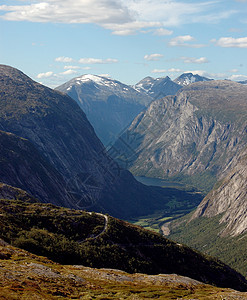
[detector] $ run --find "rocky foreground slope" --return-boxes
[112,80,247,192]
[0,184,247,292]
[1,240,247,299]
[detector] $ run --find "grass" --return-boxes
[169,214,247,277]
[1,242,246,300]
[127,208,200,234]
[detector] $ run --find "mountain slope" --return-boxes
[111,80,247,192]
[174,72,212,86]
[190,147,247,237]
[0,195,247,291]
[0,64,201,219]
[133,75,182,100]
[167,148,247,276]
[0,130,73,207]
[56,74,151,144]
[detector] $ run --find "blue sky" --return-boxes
[1,0,247,87]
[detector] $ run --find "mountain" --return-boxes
[238,79,247,85]
[0,64,201,219]
[0,193,247,292]
[133,75,182,100]
[111,80,247,192]
[174,72,212,86]
[0,130,74,207]
[56,74,152,145]
[168,148,247,276]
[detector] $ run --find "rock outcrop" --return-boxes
[190,148,247,236]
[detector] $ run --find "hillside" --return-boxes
[0,64,202,219]
[111,80,247,192]
[1,241,247,299]
[168,147,247,276]
[0,192,247,292]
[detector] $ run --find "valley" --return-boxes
[1,64,247,297]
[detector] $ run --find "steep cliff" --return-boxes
[112,80,247,192]
[190,148,247,237]
[0,130,73,207]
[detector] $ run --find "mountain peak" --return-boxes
[133,75,181,99]
[174,73,211,86]
[74,74,111,85]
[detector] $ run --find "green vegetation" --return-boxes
[1,242,246,299]
[127,208,194,234]
[169,213,247,277]
[0,198,247,291]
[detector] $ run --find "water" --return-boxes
[134,176,184,188]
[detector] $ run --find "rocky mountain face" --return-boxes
[0,64,200,219]
[0,130,73,207]
[190,147,247,237]
[133,76,182,100]
[174,72,212,86]
[56,75,151,145]
[111,80,247,192]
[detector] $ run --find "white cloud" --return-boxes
[0,0,237,35]
[153,28,173,36]
[229,68,239,73]
[60,69,77,75]
[79,58,118,64]
[151,69,167,73]
[64,65,80,70]
[181,56,209,64]
[213,37,247,48]
[184,70,227,79]
[100,74,111,78]
[168,68,182,72]
[37,71,54,79]
[55,56,73,63]
[144,53,163,61]
[169,35,205,48]
[106,21,161,36]
[228,74,247,81]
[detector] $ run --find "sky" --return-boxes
[1,0,247,88]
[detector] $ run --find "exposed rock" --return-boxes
[190,148,247,236]
[0,131,72,207]
[112,80,247,192]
